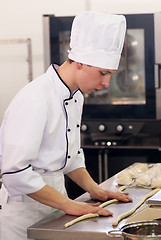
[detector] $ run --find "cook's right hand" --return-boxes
[63,200,113,216]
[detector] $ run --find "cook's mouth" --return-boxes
[93,89,102,92]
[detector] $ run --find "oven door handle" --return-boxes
[155,64,161,88]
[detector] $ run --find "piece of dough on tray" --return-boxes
[116,163,161,188]
[117,170,133,186]
[151,175,161,188]
[135,173,152,187]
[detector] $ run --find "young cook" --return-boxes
[0,11,132,240]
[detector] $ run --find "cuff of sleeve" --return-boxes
[64,148,86,174]
[2,165,46,196]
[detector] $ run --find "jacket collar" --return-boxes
[46,64,79,100]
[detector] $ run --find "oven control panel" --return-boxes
[81,119,161,148]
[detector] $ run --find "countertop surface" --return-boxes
[27,169,154,240]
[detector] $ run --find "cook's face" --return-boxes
[77,64,116,94]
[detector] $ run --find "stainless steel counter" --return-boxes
[27,173,153,240]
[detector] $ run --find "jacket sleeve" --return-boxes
[63,147,86,174]
[1,90,47,196]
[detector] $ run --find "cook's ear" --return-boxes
[75,62,83,70]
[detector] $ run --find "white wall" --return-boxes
[0,0,161,123]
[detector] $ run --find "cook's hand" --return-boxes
[89,187,132,203]
[63,200,113,216]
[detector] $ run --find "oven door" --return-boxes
[83,14,156,120]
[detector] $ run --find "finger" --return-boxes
[97,208,113,216]
[88,202,100,207]
[119,195,133,202]
[121,193,132,200]
[125,196,133,202]
[112,192,132,202]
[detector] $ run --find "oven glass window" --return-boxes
[84,29,146,105]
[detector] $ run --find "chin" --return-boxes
[82,90,91,94]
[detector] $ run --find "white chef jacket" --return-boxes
[0,64,85,196]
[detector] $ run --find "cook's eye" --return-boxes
[100,71,107,76]
[100,70,115,76]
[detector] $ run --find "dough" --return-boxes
[112,188,160,227]
[116,163,161,188]
[149,164,161,177]
[151,176,161,188]
[117,171,133,186]
[64,213,99,228]
[64,186,126,228]
[135,173,152,187]
[99,186,126,208]
[128,163,148,178]
[135,164,161,187]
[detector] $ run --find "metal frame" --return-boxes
[0,38,33,81]
[154,13,161,119]
[43,16,51,71]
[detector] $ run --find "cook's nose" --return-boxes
[102,76,111,88]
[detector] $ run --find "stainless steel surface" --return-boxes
[109,221,161,240]
[146,189,161,206]
[28,173,154,240]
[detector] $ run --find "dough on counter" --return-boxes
[135,164,161,188]
[64,213,99,228]
[112,188,160,227]
[148,164,161,178]
[129,163,149,178]
[99,186,127,208]
[135,173,152,187]
[116,163,149,186]
[151,176,161,188]
[64,186,126,228]
[135,163,149,171]
[117,171,133,186]
[116,163,161,188]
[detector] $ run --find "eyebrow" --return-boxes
[107,70,113,74]
[100,70,115,74]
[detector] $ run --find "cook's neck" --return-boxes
[56,61,78,92]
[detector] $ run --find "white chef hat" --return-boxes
[68,11,126,70]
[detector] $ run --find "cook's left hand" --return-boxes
[89,187,132,203]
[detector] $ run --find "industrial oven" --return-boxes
[43,13,161,198]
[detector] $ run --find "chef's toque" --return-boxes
[68,11,126,70]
